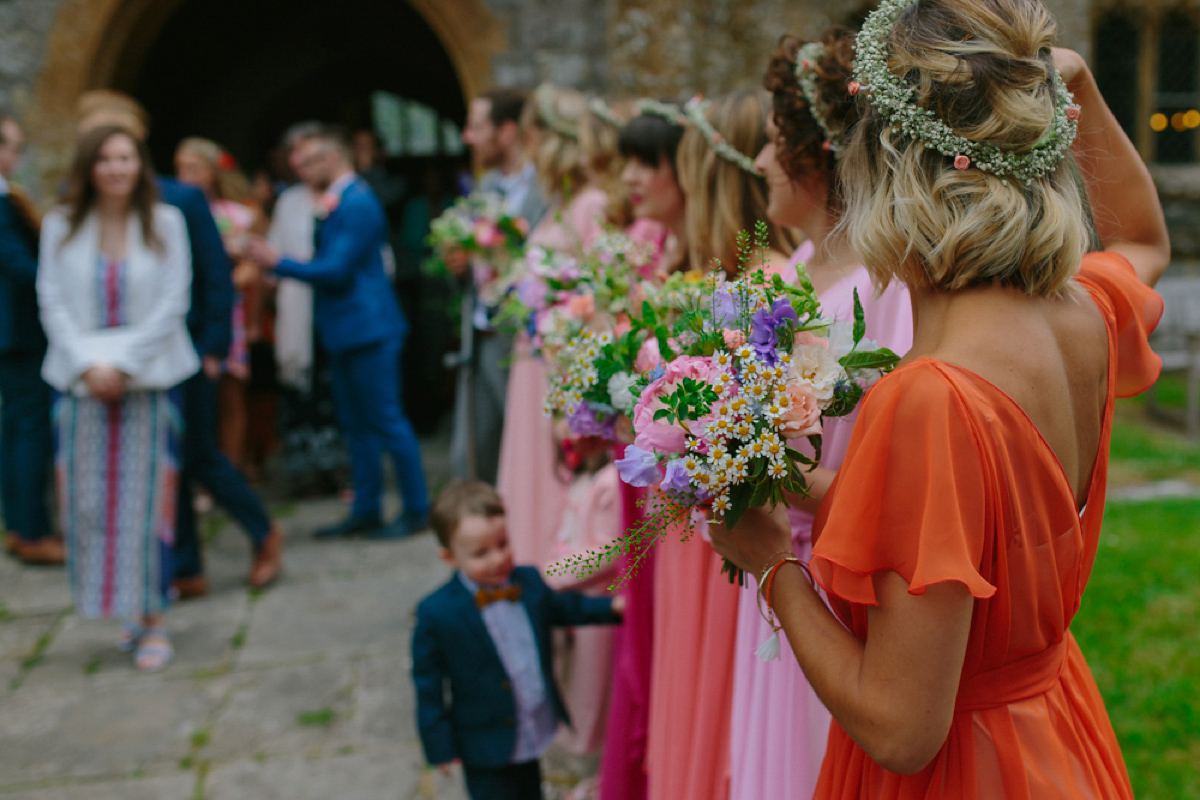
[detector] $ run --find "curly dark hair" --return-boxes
[763,26,859,187]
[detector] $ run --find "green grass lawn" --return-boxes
[1072,391,1200,798]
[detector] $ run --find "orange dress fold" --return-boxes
[809,251,1162,799]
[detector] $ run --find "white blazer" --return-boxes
[37,203,200,395]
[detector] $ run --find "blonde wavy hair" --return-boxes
[677,90,803,276]
[839,0,1090,297]
[176,137,253,202]
[521,83,588,203]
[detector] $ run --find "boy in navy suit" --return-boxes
[412,480,623,800]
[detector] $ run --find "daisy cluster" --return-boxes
[424,193,529,304]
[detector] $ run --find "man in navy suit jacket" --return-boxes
[248,127,430,538]
[0,112,61,565]
[412,480,621,800]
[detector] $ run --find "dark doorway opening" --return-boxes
[127,0,467,438]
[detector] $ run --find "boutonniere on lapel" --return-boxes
[315,191,341,220]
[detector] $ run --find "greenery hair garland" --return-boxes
[793,42,844,154]
[682,95,761,176]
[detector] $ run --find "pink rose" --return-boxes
[632,356,719,455]
[793,331,829,350]
[566,293,595,320]
[635,337,663,373]
[473,221,504,249]
[614,313,632,337]
[779,382,823,438]
[723,329,746,349]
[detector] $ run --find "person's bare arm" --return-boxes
[710,507,973,774]
[1056,48,1170,287]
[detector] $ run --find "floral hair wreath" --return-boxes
[635,98,689,128]
[534,84,580,140]
[793,42,844,154]
[853,0,1081,183]
[588,97,624,129]
[682,95,761,177]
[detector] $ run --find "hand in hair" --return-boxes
[1055,48,1170,287]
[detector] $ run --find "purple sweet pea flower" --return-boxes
[749,297,798,363]
[661,458,693,495]
[516,276,548,310]
[568,402,617,439]
[616,445,663,487]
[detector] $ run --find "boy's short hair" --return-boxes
[431,480,506,548]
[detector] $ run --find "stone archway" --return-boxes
[24,0,504,196]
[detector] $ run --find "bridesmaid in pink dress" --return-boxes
[596,104,687,800]
[726,29,914,800]
[497,84,601,569]
[645,90,804,800]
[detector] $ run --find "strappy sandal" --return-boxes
[117,621,144,652]
[134,627,174,673]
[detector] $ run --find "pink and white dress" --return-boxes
[728,244,914,800]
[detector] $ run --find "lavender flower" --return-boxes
[709,287,740,329]
[616,445,663,487]
[568,402,617,439]
[661,458,693,494]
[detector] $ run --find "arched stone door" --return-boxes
[25,0,503,193]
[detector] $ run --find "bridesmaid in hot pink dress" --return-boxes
[645,90,803,800]
[726,30,913,800]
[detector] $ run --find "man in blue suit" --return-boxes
[0,111,62,565]
[248,127,430,538]
[76,92,283,594]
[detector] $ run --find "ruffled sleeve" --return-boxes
[1076,251,1164,397]
[811,363,997,606]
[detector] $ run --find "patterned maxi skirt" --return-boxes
[54,388,182,619]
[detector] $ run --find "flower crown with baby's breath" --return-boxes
[588,97,623,129]
[853,0,1080,184]
[793,42,844,154]
[683,95,761,176]
[535,85,580,140]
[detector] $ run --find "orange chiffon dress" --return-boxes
[809,251,1162,799]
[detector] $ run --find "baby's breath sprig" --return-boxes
[853,0,1080,183]
[588,97,624,129]
[635,98,688,128]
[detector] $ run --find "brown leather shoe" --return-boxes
[249,523,283,589]
[15,537,66,566]
[172,575,209,600]
[4,532,20,556]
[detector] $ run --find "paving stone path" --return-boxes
[0,437,590,799]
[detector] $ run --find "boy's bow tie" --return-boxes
[475,584,522,608]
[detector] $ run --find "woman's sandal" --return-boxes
[117,621,144,652]
[134,627,174,673]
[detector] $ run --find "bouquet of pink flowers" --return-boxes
[552,224,900,584]
[425,194,529,305]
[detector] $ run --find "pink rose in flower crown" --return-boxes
[779,381,823,438]
[632,356,721,456]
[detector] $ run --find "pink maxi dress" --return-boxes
[497,188,609,567]
[728,246,914,800]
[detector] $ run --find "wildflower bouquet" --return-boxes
[424,193,529,305]
[552,224,900,584]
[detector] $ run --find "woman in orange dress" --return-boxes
[709,1,1170,797]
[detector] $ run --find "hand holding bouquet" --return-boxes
[425,194,529,304]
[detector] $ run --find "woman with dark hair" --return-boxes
[712,0,1168,796]
[37,125,197,673]
[727,27,914,800]
[619,106,688,275]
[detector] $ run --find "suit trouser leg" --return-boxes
[331,341,429,518]
[462,761,543,800]
[174,371,271,578]
[471,331,512,487]
[0,353,53,541]
[329,349,384,518]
